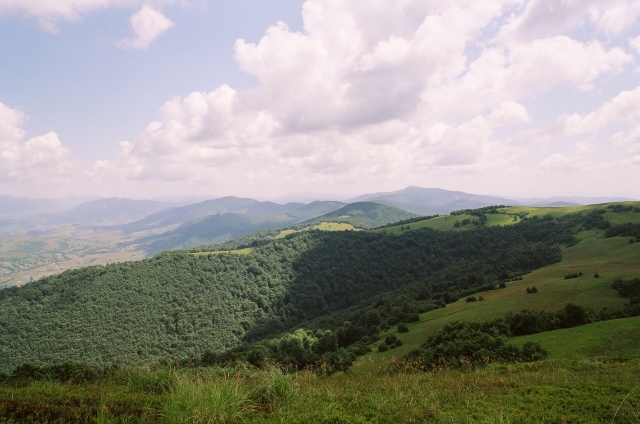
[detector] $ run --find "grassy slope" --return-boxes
[191,247,254,256]
[273,222,358,239]
[376,202,640,234]
[301,202,417,229]
[510,316,640,359]
[2,360,639,423]
[362,204,640,365]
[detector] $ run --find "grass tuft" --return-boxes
[163,373,254,423]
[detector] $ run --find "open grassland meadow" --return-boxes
[1,203,640,422]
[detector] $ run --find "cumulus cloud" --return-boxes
[103,0,639,192]
[0,0,139,32]
[0,103,72,181]
[539,153,579,170]
[0,0,176,35]
[612,127,640,147]
[498,0,640,42]
[630,36,640,54]
[119,85,277,180]
[551,86,640,136]
[117,5,174,49]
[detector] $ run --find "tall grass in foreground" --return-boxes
[1,359,639,423]
[163,375,252,423]
[162,365,299,423]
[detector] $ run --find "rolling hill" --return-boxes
[351,186,515,214]
[299,202,417,229]
[137,213,298,254]
[129,200,348,254]
[351,186,636,212]
[2,202,640,423]
[114,197,341,236]
[135,201,410,254]
[0,207,575,372]
[0,202,638,372]
[361,202,640,364]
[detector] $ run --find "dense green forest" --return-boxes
[0,213,574,372]
[297,202,417,229]
[1,205,640,423]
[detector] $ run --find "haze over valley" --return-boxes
[0,187,634,288]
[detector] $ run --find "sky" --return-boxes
[1,0,640,201]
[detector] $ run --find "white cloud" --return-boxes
[505,37,631,93]
[552,85,640,136]
[0,102,25,142]
[117,5,174,49]
[498,0,640,42]
[539,153,580,170]
[0,0,138,32]
[612,127,640,146]
[630,36,640,54]
[103,0,639,195]
[119,85,277,180]
[0,103,72,181]
[429,37,632,123]
[596,1,640,36]
[0,0,176,34]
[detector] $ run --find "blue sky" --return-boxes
[1,0,640,200]
[1,1,304,160]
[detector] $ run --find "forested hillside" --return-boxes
[0,215,573,372]
[300,202,417,229]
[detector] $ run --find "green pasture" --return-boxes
[2,359,639,423]
[275,222,358,239]
[510,316,640,359]
[362,228,640,366]
[375,202,640,235]
[274,229,297,239]
[312,222,358,231]
[190,247,254,256]
[373,214,478,234]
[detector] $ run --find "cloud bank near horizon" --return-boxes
[2,0,640,199]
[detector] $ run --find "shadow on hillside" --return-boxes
[243,220,569,341]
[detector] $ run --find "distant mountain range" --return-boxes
[514,195,633,206]
[352,187,635,213]
[133,199,349,254]
[0,188,636,288]
[0,188,635,238]
[140,202,417,254]
[113,197,343,235]
[0,195,95,218]
[43,198,171,227]
[351,187,515,214]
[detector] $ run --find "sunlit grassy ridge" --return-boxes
[274,222,359,239]
[375,202,640,234]
[364,225,640,365]
[510,316,640,359]
[190,247,253,256]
